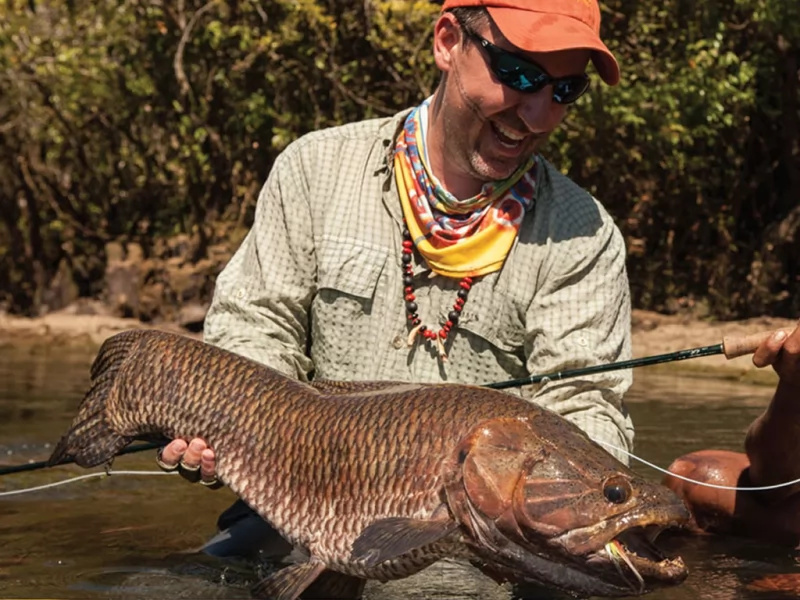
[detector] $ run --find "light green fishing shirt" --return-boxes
[204,109,635,464]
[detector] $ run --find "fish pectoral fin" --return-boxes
[350,514,459,568]
[250,560,327,600]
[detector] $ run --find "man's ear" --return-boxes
[433,12,464,73]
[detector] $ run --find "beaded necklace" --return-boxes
[401,222,472,361]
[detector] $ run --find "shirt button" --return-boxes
[392,335,405,349]
[235,288,245,299]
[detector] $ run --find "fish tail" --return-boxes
[48,330,147,468]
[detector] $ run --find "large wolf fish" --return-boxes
[49,330,689,599]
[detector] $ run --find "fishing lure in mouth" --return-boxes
[606,539,645,594]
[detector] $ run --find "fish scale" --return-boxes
[49,329,690,599]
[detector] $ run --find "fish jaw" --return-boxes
[461,495,689,597]
[546,503,690,593]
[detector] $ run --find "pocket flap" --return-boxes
[318,236,388,299]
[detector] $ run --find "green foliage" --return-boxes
[0,0,797,319]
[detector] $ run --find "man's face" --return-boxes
[430,13,591,192]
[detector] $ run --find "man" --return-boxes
[160,0,800,559]
[160,0,635,558]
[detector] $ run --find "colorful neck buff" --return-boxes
[395,98,538,278]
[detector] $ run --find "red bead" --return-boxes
[463,277,473,284]
[459,281,472,290]
[402,248,413,254]
[402,240,413,249]
[438,330,447,339]
[404,286,413,294]
[445,320,453,329]
[455,299,465,308]
[405,293,416,301]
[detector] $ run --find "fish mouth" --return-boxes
[465,510,688,597]
[511,506,690,595]
[598,525,688,594]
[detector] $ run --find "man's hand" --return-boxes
[752,324,800,387]
[157,438,221,488]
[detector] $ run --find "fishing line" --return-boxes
[599,441,800,492]
[0,470,177,498]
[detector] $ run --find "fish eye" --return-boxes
[602,477,632,504]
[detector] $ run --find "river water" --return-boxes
[0,345,797,599]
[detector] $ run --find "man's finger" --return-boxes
[180,438,206,470]
[200,448,216,481]
[199,448,223,489]
[157,438,188,470]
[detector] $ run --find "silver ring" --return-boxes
[179,459,201,472]
[199,476,224,490]
[156,447,178,472]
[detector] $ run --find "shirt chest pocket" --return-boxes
[316,236,389,317]
[453,282,527,356]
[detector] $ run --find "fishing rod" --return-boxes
[486,326,792,390]
[0,326,792,477]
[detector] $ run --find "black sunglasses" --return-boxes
[462,29,591,105]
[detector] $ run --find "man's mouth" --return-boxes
[491,121,527,148]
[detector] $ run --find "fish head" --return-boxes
[443,415,690,597]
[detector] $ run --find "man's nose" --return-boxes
[517,88,568,133]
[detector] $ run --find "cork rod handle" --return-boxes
[722,327,796,359]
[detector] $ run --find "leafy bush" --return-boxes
[0,0,797,319]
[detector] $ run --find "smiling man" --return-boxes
[158,0,637,578]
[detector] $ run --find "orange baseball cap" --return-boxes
[441,0,620,85]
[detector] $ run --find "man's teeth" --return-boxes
[494,123,526,142]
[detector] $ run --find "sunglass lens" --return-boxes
[494,54,548,93]
[553,77,590,104]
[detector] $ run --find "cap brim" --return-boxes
[487,6,620,86]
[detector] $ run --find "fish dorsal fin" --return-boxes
[250,560,326,600]
[350,513,459,568]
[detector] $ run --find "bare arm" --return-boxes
[744,324,800,501]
